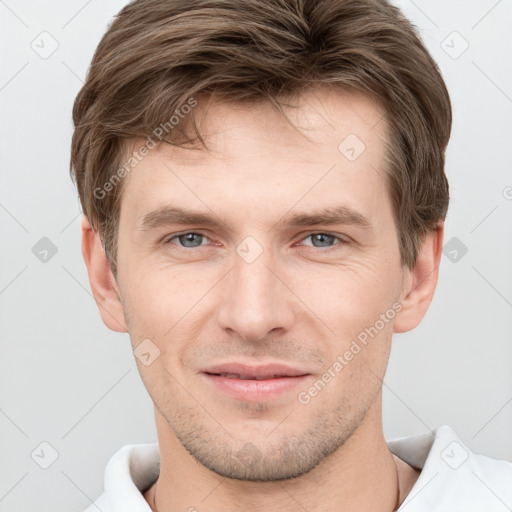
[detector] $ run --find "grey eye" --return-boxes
[173,233,206,248]
[307,233,337,248]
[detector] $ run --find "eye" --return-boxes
[166,232,210,248]
[299,233,347,249]
[164,231,347,251]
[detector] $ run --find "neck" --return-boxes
[145,399,417,512]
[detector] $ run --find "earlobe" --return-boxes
[393,224,444,334]
[80,215,128,333]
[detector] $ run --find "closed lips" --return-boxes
[201,363,310,380]
[206,372,299,380]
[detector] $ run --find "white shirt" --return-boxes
[84,425,512,511]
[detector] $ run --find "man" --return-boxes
[70,0,512,510]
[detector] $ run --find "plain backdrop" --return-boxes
[0,1,511,511]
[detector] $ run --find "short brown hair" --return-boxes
[70,0,451,275]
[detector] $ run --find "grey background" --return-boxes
[1,1,511,511]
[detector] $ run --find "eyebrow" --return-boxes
[138,205,372,232]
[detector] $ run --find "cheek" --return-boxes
[320,306,394,400]
[119,263,222,373]
[291,257,399,332]
[121,261,210,321]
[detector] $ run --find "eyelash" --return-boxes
[164,231,349,251]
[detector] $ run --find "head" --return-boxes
[72,0,451,481]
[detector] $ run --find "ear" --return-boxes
[80,215,128,333]
[393,224,444,333]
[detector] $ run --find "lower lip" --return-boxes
[202,373,311,401]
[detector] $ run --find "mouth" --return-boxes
[206,372,294,380]
[200,362,312,401]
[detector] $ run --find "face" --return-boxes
[114,88,409,480]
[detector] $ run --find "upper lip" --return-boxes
[202,362,310,379]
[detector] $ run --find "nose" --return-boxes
[217,244,295,342]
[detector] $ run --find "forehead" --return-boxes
[120,88,391,230]
[131,88,387,161]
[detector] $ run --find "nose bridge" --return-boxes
[217,238,293,340]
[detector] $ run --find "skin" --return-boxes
[82,88,442,512]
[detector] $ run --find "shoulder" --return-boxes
[391,425,512,512]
